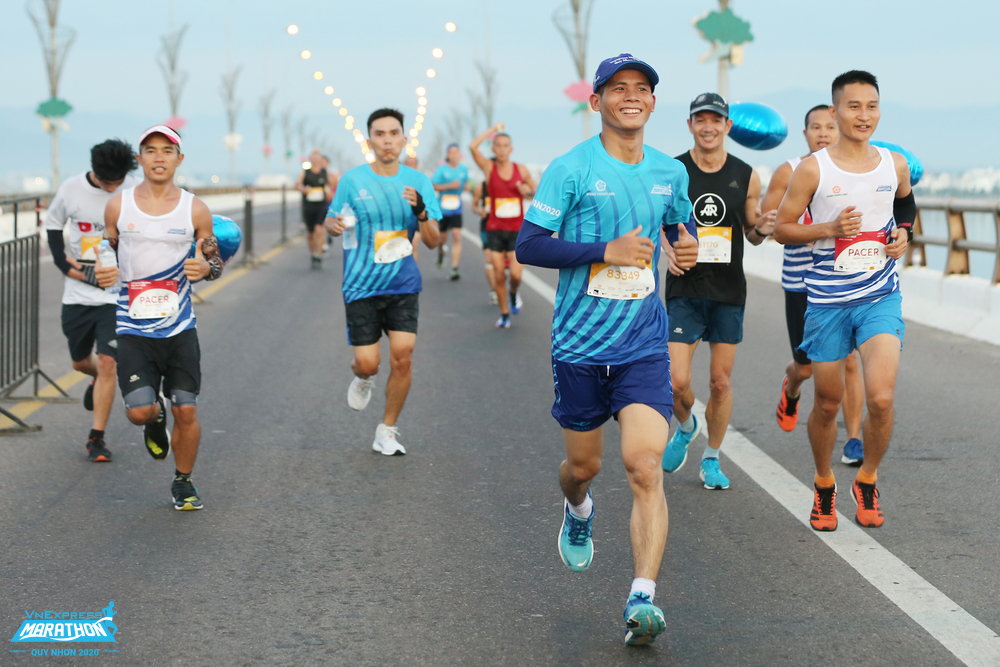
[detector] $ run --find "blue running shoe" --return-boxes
[557,491,594,572]
[662,415,700,472]
[841,438,864,466]
[699,457,730,490]
[623,593,666,645]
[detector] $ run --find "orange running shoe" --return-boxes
[810,483,838,531]
[776,377,800,432]
[852,479,884,527]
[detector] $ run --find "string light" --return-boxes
[313,71,323,80]
[339,108,348,116]
[287,24,299,34]
[415,86,426,96]
[345,116,354,124]
[426,68,436,78]
[355,134,364,143]
[432,48,443,58]
[414,122,423,131]
[411,138,420,147]
[409,129,418,138]
[417,106,426,115]
[445,22,456,32]
[418,96,427,106]
[300,50,311,59]
[332,98,342,106]
[324,86,334,94]
[366,153,375,163]
[415,114,424,123]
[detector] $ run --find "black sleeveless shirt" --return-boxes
[301,168,329,208]
[664,152,753,306]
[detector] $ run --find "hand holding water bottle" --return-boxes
[340,203,358,250]
[95,240,120,292]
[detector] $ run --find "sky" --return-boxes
[2,0,998,187]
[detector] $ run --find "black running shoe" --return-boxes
[171,475,203,511]
[143,396,170,461]
[83,380,95,411]
[86,437,112,463]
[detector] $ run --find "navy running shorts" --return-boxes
[665,297,744,345]
[551,352,673,432]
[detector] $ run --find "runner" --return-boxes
[431,143,469,280]
[324,109,441,455]
[661,92,776,490]
[44,139,139,462]
[516,54,699,645]
[774,70,912,530]
[96,125,224,510]
[761,105,865,464]
[470,123,536,328]
[470,178,498,303]
[295,149,330,269]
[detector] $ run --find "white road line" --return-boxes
[494,234,1000,666]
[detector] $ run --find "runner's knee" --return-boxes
[813,392,842,420]
[96,353,116,376]
[708,371,731,397]
[866,389,894,418]
[389,348,413,374]
[125,404,158,425]
[171,404,198,426]
[566,458,601,483]
[623,454,663,491]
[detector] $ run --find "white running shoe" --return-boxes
[489,291,499,305]
[347,376,376,411]
[372,423,406,456]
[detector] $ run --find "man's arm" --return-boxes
[516,164,536,199]
[403,184,440,249]
[469,123,502,175]
[760,162,792,220]
[744,170,774,246]
[294,170,306,193]
[774,158,860,244]
[885,152,913,259]
[184,198,223,282]
[95,194,122,288]
[470,182,486,218]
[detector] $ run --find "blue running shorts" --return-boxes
[551,352,673,432]
[799,291,904,363]
[665,297,744,345]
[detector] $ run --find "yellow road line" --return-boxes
[0,370,88,429]
[196,236,302,300]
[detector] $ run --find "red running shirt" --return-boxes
[486,163,525,232]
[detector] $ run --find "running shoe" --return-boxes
[86,436,112,463]
[310,256,322,270]
[495,314,511,329]
[171,475,203,511]
[347,376,376,411]
[623,593,666,645]
[776,377,799,432]
[372,423,406,456]
[851,479,884,527]
[557,491,594,572]
[449,267,460,281]
[810,483,838,531]
[699,457,730,490]
[143,395,170,461]
[841,438,864,466]
[489,291,499,305]
[510,292,523,314]
[436,246,445,269]
[662,415,700,472]
[83,380,95,412]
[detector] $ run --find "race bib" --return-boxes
[834,231,888,272]
[306,187,326,202]
[696,227,732,263]
[494,198,521,218]
[441,194,461,211]
[128,280,179,319]
[587,262,655,300]
[80,235,103,260]
[374,230,413,264]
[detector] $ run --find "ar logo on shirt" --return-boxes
[693,193,726,227]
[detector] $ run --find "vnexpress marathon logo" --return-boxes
[10,601,119,646]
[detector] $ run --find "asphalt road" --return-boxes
[2,203,998,666]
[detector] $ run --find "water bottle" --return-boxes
[341,203,358,250]
[97,240,119,294]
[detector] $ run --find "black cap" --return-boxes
[690,92,729,118]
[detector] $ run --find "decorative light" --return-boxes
[287,24,299,35]
[409,129,418,137]
[417,106,426,115]
[177,175,186,184]
[414,122,423,131]
[352,129,361,136]
[300,50,311,59]
[339,108,348,116]
[302,161,312,169]
[445,22,456,32]
[345,116,354,124]
[354,134,364,143]
[415,86,426,96]
[313,71,323,80]
[417,96,427,106]
[332,98,342,106]
[324,86,334,94]
[415,114,424,123]
[432,48,443,58]
[345,123,353,130]
[426,68,436,78]
[366,153,375,163]
[411,138,419,147]
[211,175,220,183]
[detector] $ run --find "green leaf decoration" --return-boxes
[36,97,73,118]
[571,101,589,115]
[695,8,753,45]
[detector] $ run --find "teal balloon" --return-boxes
[870,140,923,186]
[212,215,242,263]
[728,102,787,150]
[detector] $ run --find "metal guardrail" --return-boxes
[907,197,1000,285]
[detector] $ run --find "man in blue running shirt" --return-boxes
[516,54,699,645]
[325,109,441,456]
[431,143,469,280]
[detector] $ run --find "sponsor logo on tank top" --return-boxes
[876,184,893,192]
[692,192,725,226]
[650,184,673,195]
[728,180,739,188]
[167,228,187,235]
[827,185,847,198]
[530,200,562,217]
[122,223,139,234]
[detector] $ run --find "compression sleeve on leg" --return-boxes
[893,192,916,240]
[514,221,606,269]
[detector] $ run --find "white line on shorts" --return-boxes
[497,232,1000,666]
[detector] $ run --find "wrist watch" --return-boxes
[417,212,428,222]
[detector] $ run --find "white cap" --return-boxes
[138,125,183,151]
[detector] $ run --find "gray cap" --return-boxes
[690,92,729,118]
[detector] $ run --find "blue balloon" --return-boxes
[870,140,923,186]
[212,215,242,263]
[728,102,788,150]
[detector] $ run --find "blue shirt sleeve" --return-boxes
[662,169,696,244]
[522,160,577,233]
[516,221,606,269]
[419,175,443,220]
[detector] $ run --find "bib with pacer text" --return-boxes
[587,262,656,300]
[128,280,179,319]
[441,194,461,211]
[696,227,732,264]
[374,230,413,264]
[834,231,888,272]
[494,197,522,219]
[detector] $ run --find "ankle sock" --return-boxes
[815,473,836,489]
[678,415,695,434]
[856,468,877,485]
[702,446,721,461]
[174,470,191,480]
[630,578,656,602]
[568,493,593,519]
[88,429,104,441]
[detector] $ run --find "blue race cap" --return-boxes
[592,53,659,93]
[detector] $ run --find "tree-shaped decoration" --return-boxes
[693,0,753,99]
[27,0,76,188]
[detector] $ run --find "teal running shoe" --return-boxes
[699,457,730,490]
[662,415,700,472]
[623,592,666,645]
[557,490,594,572]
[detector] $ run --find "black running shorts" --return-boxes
[438,214,463,231]
[344,293,419,346]
[61,304,118,362]
[784,290,811,366]
[302,204,327,232]
[116,329,201,398]
[486,230,518,253]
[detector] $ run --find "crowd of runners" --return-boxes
[43,52,913,645]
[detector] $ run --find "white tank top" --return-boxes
[804,147,899,307]
[114,186,197,338]
[781,157,812,293]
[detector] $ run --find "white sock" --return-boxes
[568,493,593,519]
[703,445,721,461]
[630,578,656,602]
[678,414,696,433]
